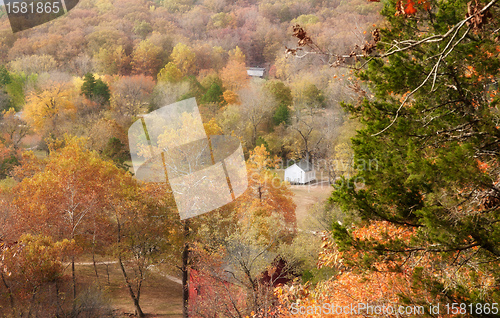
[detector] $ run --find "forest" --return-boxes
[0,0,499,317]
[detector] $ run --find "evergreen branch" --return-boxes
[381,0,497,58]
[371,18,473,136]
[371,64,436,136]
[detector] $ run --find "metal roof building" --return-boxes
[247,67,265,77]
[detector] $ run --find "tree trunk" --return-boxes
[92,252,99,279]
[92,220,99,278]
[115,212,145,317]
[119,257,145,318]
[71,256,76,300]
[55,281,63,318]
[1,272,15,316]
[182,220,190,318]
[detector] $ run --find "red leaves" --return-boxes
[395,0,431,16]
[405,0,417,14]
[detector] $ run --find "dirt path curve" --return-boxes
[289,180,333,227]
[73,261,183,285]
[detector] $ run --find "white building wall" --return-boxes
[284,164,316,184]
[284,164,302,183]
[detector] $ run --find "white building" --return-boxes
[247,67,265,77]
[284,159,316,184]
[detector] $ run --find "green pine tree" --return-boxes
[81,73,96,99]
[81,73,111,105]
[93,78,111,105]
[201,82,224,105]
[272,104,290,126]
[0,65,11,87]
[265,80,292,126]
[331,0,500,308]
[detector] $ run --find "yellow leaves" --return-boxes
[229,46,246,63]
[24,85,76,134]
[157,62,183,83]
[237,145,296,231]
[131,40,164,76]
[170,42,197,75]
[1,107,16,119]
[204,118,223,136]
[155,111,206,151]
[223,90,241,105]
[248,145,274,171]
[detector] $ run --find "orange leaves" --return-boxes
[220,60,249,91]
[476,159,490,173]
[400,90,412,103]
[395,0,430,16]
[276,269,411,317]
[317,231,342,269]
[238,145,297,231]
[12,136,135,242]
[405,0,417,15]
[222,90,241,105]
[464,65,477,78]
[277,223,492,318]
[489,89,498,99]
[352,221,415,242]
[0,140,11,163]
